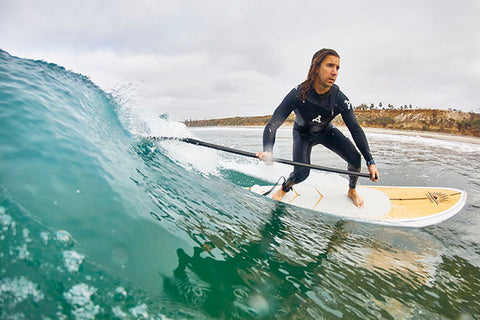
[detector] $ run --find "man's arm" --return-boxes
[262,89,297,153]
[340,98,379,181]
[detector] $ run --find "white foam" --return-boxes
[129,303,149,318]
[0,276,44,306]
[113,83,191,138]
[162,139,220,175]
[112,306,128,318]
[120,107,223,175]
[17,244,30,260]
[1,213,15,232]
[40,231,50,244]
[55,230,73,245]
[63,250,85,273]
[367,131,480,154]
[144,114,191,138]
[114,286,127,300]
[22,228,31,243]
[64,283,100,320]
[248,293,270,315]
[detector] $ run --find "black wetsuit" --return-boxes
[263,84,374,190]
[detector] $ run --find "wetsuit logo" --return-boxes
[312,115,322,123]
[345,99,353,109]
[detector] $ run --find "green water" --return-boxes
[1,49,480,319]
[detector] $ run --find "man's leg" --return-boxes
[322,127,364,208]
[273,130,312,201]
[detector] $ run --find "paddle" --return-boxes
[151,136,371,178]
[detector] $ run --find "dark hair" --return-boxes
[299,48,340,101]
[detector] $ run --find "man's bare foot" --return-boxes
[348,188,365,208]
[272,188,287,201]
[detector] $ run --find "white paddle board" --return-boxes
[248,185,466,227]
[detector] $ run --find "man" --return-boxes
[256,48,379,208]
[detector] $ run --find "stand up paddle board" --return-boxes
[248,185,466,227]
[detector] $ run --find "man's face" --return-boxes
[315,55,340,91]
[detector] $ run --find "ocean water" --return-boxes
[1,49,480,319]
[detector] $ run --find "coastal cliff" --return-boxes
[185,109,480,137]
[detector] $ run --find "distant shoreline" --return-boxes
[184,109,480,138]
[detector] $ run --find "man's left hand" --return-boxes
[368,164,379,182]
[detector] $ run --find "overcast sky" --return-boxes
[1,0,479,120]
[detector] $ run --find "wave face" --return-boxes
[1,50,480,319]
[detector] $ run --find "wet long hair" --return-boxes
[299,48,340,101]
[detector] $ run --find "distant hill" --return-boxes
[185,109,480,137]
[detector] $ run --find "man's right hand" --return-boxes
[256,151,273,164]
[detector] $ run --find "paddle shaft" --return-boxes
[152,136,371,178]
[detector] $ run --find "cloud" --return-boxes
[1,0,479,120]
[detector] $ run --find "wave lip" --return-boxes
[0,49,193,300]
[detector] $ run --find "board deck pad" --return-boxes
[248,185,466,227]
